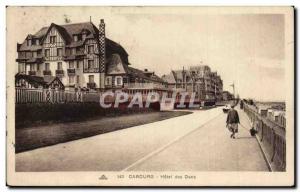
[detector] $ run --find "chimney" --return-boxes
[99,19,106,73]
[98,19,106,89]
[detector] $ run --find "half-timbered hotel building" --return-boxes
[162,65,224,104]
[16,19,167,92]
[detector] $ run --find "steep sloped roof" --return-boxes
[15,73,64,87]
[15,74,46,86]
[150,74,165,83]
[34,27,48,38]
[106,54,127,75]
[126,66,165,83]
[18,22,129,62]
[172,70,193,82]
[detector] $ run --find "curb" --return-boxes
[242,109,273,172]
[254,135,273,172]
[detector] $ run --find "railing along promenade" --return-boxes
[15,87,165,104]
[15,87,100,104]
[243,103,286,171]
[15,87,204,105]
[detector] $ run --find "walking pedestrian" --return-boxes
[226,105,240,139]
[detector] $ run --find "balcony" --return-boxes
[43,70,51,76]
[16,57,28,62]
[28,71,36,76]
[67,68,76,76]
[56,70,64,76]
[87,82,96,89]
[83,68,99,73]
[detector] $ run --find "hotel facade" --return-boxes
[161,65,224,102]
[16,19,166,92]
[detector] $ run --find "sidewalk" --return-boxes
[128,108,269,171]
[16,107,269,172]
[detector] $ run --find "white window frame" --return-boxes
[88,45,94,54]
[50,36,57,44]
[115,76,123,86]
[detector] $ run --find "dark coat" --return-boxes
[226,109,240,124]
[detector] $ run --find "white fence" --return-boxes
[15,88,100,104]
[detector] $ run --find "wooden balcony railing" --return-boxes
[67,68,76,75]
[83,68,99,73]
[43,70,51,76]
[28,71,36,76]
[87,82,96,89]
[56,70,64,76]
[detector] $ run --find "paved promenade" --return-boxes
[16,107,268,172]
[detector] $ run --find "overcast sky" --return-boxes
[7,7,291,101]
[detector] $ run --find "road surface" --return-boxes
[16,107,268,172]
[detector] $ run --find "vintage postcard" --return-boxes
[6,6,294,186]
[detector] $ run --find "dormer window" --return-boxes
[82,33,86,39]
[82,29,89,40]
[77,34,82,41]
[50,36,57,44]
[73,35,78,42]
[88,45,94,54]
[27,39,31,46]
[73,34,82,42]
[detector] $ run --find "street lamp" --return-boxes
[230,82,235,99]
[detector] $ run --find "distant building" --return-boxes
[16,19,166,92]
[162,65,223,102]
[222,91,234,101]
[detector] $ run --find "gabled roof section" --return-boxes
[123,65,165,83]
[34,27,49,39]
[106,54,127,75]
[40,23,71,44]
[15,73,64,87]
[18,21,130,64]
[170,70,195,83]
